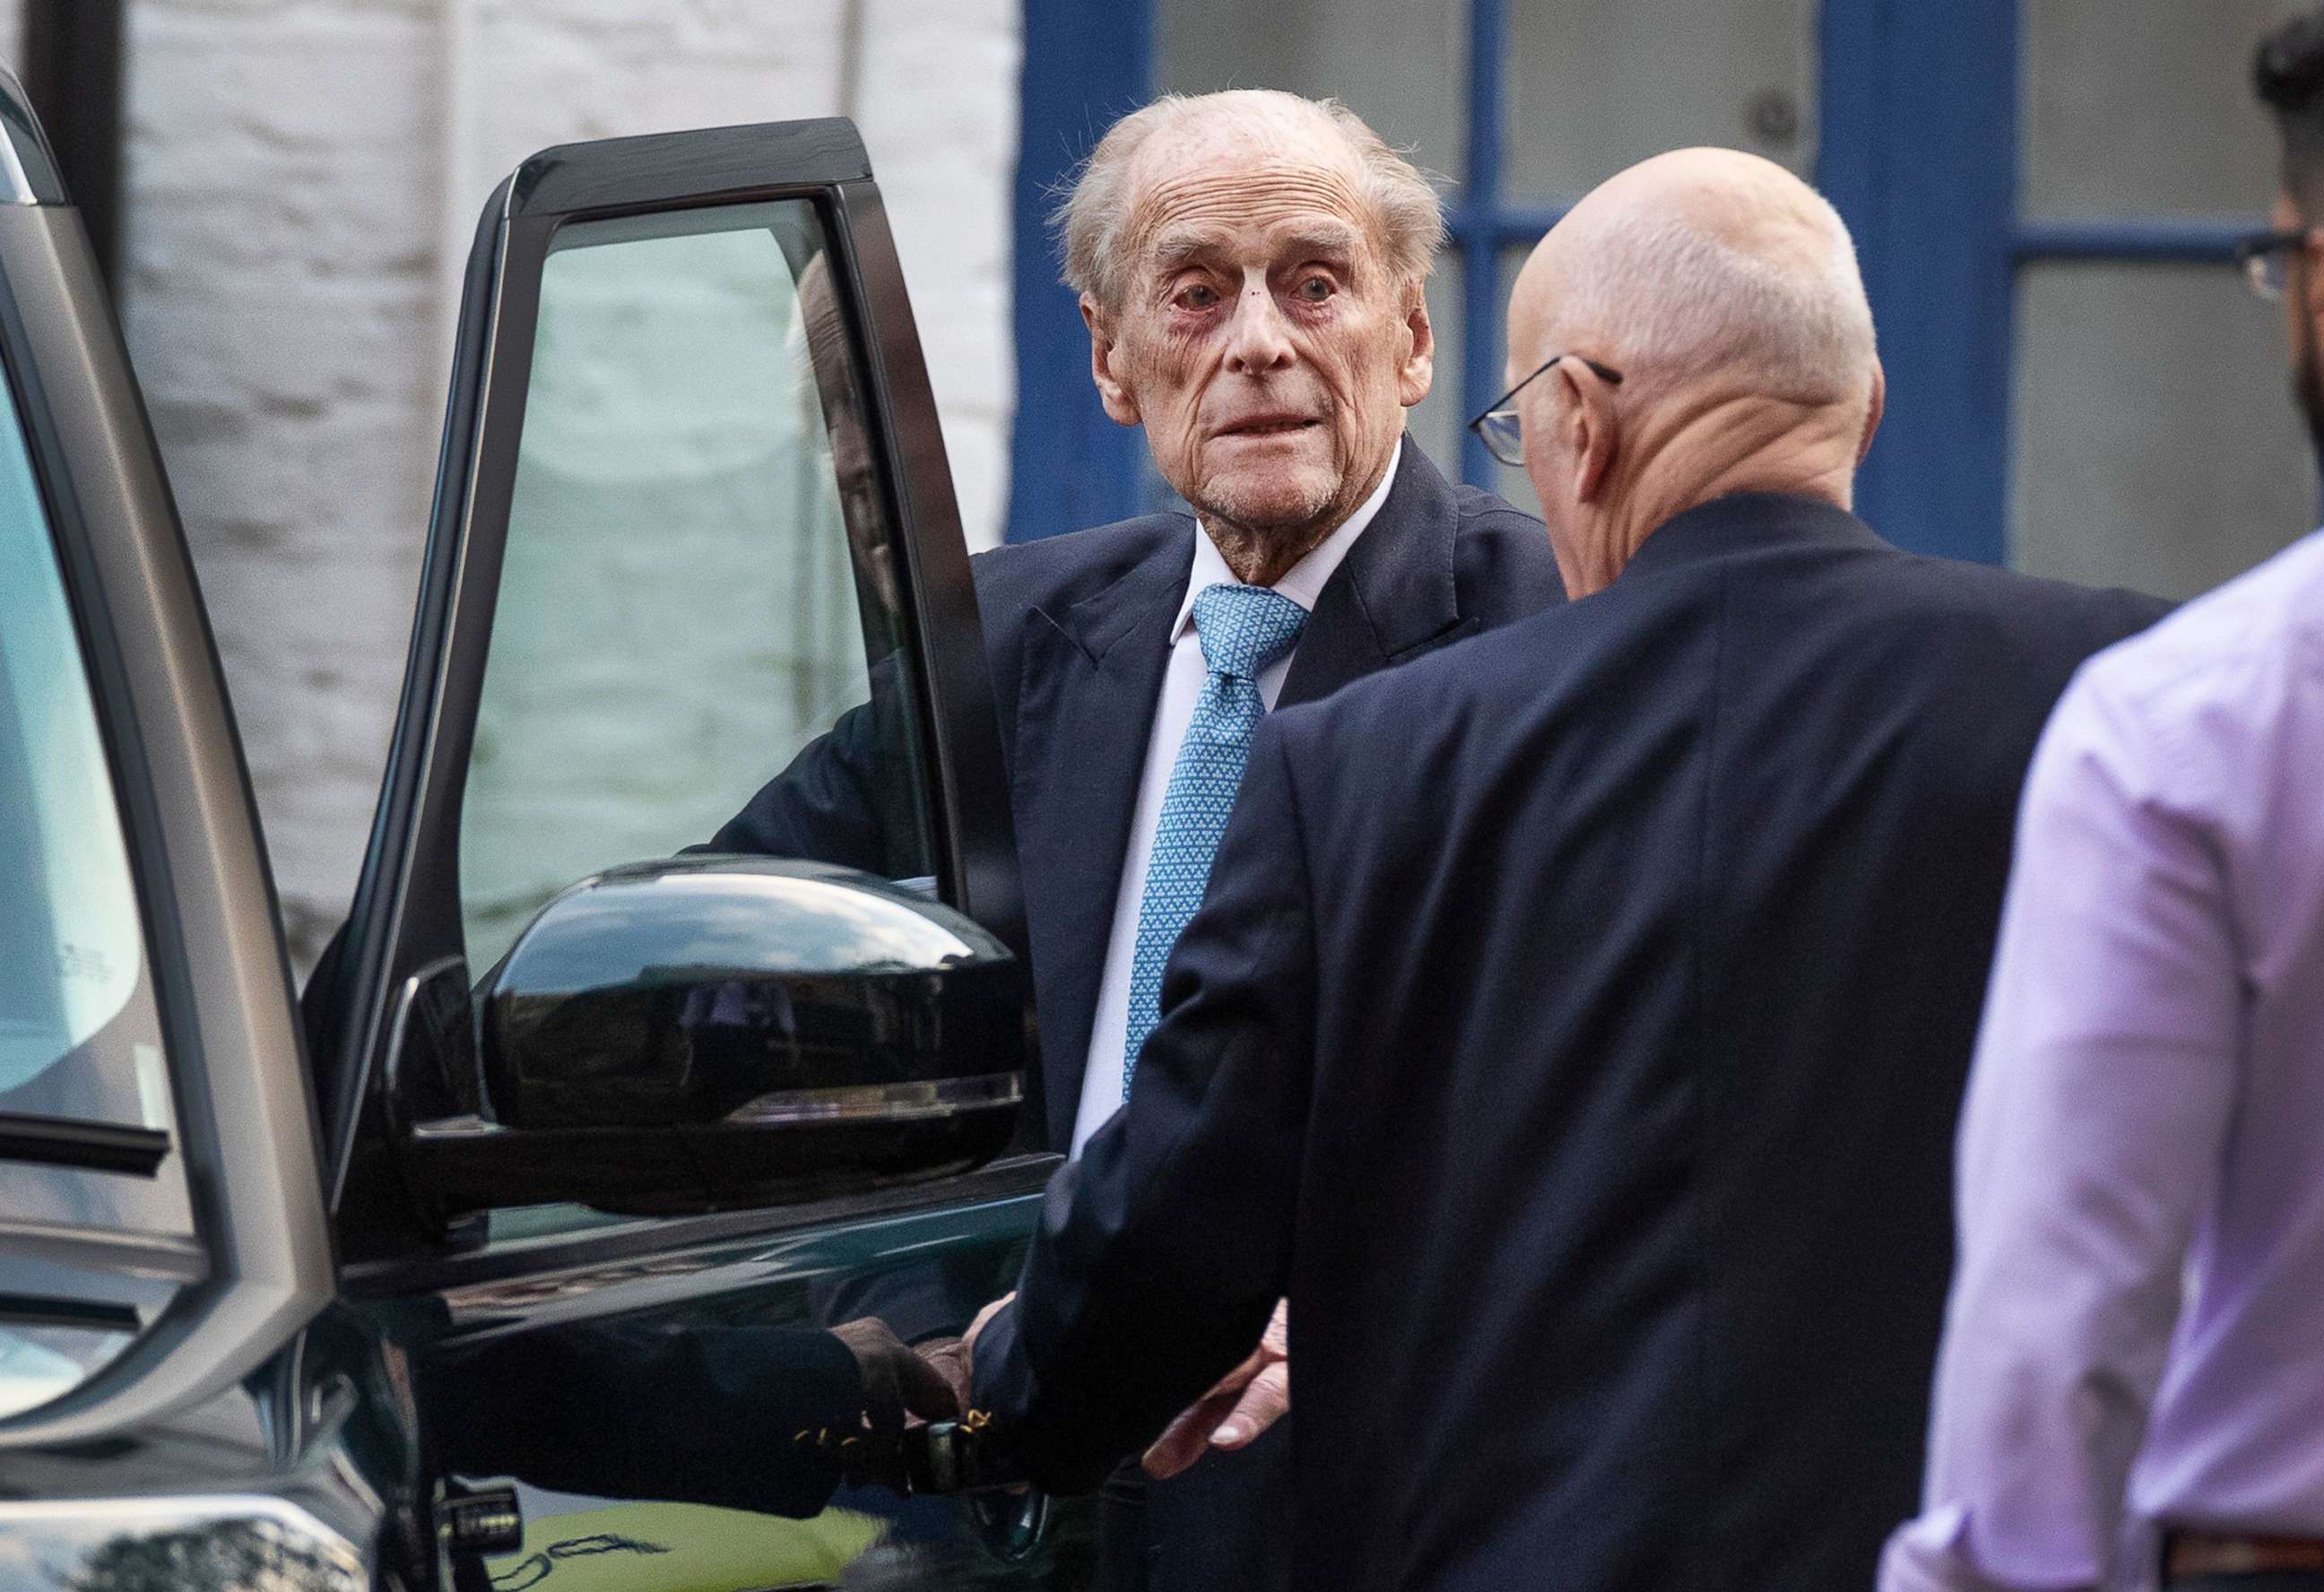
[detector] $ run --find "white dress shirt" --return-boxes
[1069,441,1402,1155]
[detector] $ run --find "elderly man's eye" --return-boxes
[1175,283,1220,310]
[1296,275,1337,303]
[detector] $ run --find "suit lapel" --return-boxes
[1010,530,1192,1148]
[1280,442,1472,707]
[1011,444,1473,1145]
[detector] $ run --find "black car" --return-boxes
[0,71,1095,1590]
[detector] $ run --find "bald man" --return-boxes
[964,150,2167,1592]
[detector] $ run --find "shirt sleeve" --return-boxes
[1880,668,2243,1592]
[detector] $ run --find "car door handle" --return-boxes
[967,1486,1051,1564]
[892,1417,1012,1493]
[910,1422,1051,1566]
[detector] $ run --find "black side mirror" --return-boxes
[395,858,1029,1220]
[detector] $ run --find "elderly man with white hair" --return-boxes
[713,89,1563,1591]
[961,148,2166,1592]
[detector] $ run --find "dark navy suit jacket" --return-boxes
[710,440,1564,1591]
[973,493,2170,1592]
[711,440,1565,1152]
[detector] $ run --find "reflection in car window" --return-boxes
[0,1323,135,1421]
[458,201,935,976]
[0,366,194,1239]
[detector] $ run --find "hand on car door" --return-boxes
[938,1294,1292,1479]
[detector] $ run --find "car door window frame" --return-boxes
[0,67,332,1446]
[319,121,1026,1266]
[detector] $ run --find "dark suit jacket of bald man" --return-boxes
[972,493,2170,1592]
[709,439,1565,1592]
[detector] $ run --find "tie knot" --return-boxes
[1190,583,1309,681]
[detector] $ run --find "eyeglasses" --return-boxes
[1466,352,1626,468]
[2233,228,2315,301]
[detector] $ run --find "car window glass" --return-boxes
[457,200,936,977]
[0,369,194,1239]
[0,1324,135,1421]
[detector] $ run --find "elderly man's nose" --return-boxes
[1224,289,1296,376]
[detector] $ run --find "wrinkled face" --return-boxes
[1086,123,1433,537]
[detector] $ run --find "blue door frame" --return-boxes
[1006,0,1153,541]
[1007,0,2258,560]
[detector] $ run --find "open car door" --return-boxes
[307,120,1089,1588]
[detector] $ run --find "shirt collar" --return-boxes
[1170,437,1403,645]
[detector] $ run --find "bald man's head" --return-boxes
[1511,148,1877,411]
[1502,150,1884,595]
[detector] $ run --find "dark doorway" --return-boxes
[21,0,126,288]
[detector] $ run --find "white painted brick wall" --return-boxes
[93,0,1017,967]
[124,0,448,966]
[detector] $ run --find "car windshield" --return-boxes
[0,361,192,1240]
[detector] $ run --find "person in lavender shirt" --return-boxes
[1879,13,2324,1592]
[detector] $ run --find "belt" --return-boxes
[2166,1531,2324,1578]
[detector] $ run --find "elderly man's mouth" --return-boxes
[1216,417,1322,439]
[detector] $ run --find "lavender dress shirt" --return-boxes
[1880,529,2324,1592]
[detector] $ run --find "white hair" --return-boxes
[1546,193,1877,406]
[1054,90,1444,308]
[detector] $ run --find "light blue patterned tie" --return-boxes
[1123,582,1310,1098]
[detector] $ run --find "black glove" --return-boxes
[830,1317,962,1433]
[820,1319,1023,1495]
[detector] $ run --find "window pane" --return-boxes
[2010,263,2316,598]
[1490,245,1540,509]
[2022,0,2287,221]
[0,368,193,1238]
[1158,0,1468,186]
[459,202,935,974]
[1415,247,1550,506]
[1505,0,1817,199]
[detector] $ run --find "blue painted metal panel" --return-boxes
[1456,0,1511,488]
[1817,0,2019,565]
[2013,217,2259,264]
[1004,0,1152,542]
[1466,202,1566,245]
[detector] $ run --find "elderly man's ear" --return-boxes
[1557,360,1621,506]
[1082,295,1141,428]
[1857,361,1887,466]
[1397,291,1435,408]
